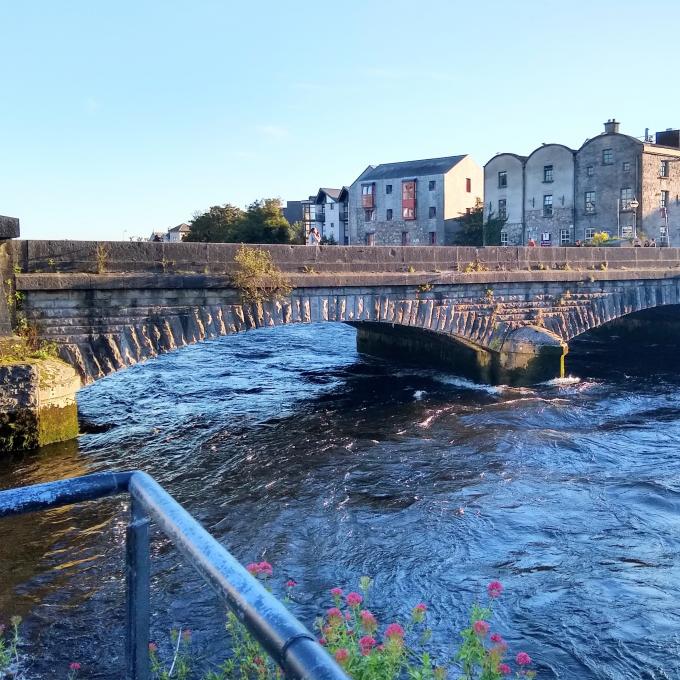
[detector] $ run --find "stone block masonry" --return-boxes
[0,358,80,450]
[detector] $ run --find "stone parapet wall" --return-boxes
[9,241,680,276]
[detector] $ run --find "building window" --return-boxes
[401,231,410,245]
[560,228,570,245]
[661,190,669,209]
[620,188,634,210]
[621,225,633,238]
[429,206,436,218]
[585,191,595,213]
[402,180,416,220]
[544,165,554,182]
[429,180,436,190]
[500,231,508,246]
[585,228,596,241]
[362,183,375,208]
[660,160,670,178]
[429,231,437,245]
[386,208,393,220]
[660,226,668,243]
[498,199,507,220]
[498,171,507,188]
[366,233,375,246]
[622,161,631,172]
[543,194,553,217]
[330,203,334,210]
[330,222,334,230]
[364,209,375,222]
[602,148,613,164]
[587,165,594,176]
[386,184,392,194]
[466,178,472,192]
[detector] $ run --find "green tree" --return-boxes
[185,204,244,242]
[186,199,294,244]
[453,199,506,246]
[238,199,293,243]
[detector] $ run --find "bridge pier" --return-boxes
[496,326,568,385]
[353,322,567,386]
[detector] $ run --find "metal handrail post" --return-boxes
[126,495,151,680]
[129,471,349,679]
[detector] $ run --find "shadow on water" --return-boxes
[1,322,680,678]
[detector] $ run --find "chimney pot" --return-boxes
[604,119,620,134]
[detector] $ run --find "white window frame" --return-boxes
[559,229,570,245]
[500,231,508,246]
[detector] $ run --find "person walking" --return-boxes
[308,227,321,245]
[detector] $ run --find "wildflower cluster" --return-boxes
[457,581,535,679]
[145,566,537,680]
[316,579,443,680]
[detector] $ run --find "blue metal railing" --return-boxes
[0,471,348,680]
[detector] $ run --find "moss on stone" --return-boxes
[37,402,79,447]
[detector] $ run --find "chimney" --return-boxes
[604,119,620,134]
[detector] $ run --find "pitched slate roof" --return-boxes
[360,155,467,181]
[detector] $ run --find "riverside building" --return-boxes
[484,120,680,246]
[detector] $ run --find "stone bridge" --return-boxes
[4,241,680,386]
[3,239,680,449]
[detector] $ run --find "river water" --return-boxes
[1,322,679,679]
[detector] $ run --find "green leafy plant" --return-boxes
[417,283,434,294]
[0,616,21,676]
[148,565,537,680]
[95,244,109,274]
[231,245,292,304]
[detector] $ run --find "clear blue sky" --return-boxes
[1,0,678,240]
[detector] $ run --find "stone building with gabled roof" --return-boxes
[485,120,680,247]
[348,154,482,245]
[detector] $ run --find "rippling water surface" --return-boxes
[1,323,680,679]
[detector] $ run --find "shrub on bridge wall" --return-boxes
[231,245,292,304]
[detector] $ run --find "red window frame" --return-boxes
[402,180,416,220]
[361,183,375,209]
[466,178,471,193]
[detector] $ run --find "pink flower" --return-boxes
[327,607,343,621]
[246,562,260,575]
[318,637,327,646]
[69,662,81,671]
[330,587,343,598]
[516,652,532,666]
[334,648,350,665]
[359,635,376,655]
[148,642,158,653]
[286,580,297,588]
[384,623,405,639]
[490,632,505,644]
[346,591,363,607]
[412,602,427,622]
[498,663,511,675]
[258,561,273,577]
[473,620,490,636]
[487,581,503,599]
[360,609,378,632]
